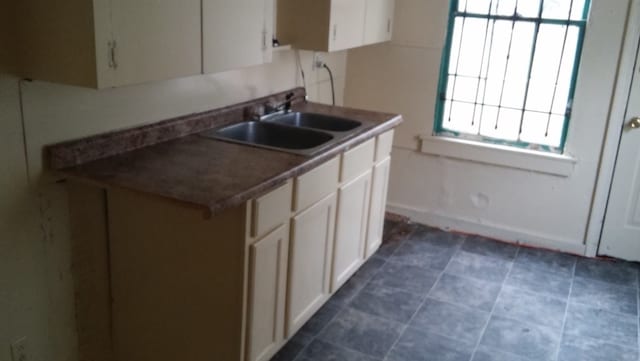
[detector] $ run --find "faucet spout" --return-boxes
[265,92,306,114]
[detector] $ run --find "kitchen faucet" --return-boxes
[264,92,307,115]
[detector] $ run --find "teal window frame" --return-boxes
[434,0,591,153]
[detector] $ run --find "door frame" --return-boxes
[585,0,640,257]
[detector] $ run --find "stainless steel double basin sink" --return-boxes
[199,112,364,155]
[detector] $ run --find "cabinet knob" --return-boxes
[629,117,640,129]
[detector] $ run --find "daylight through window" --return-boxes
[435,0,590,152]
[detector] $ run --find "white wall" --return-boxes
[345,0,630,254]
[0,49,346,361]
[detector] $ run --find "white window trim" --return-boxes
[419,134,577,177]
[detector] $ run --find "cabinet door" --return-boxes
[366,157,391,258]
[363,0,395,45]
[329,0,367,51]
[287,193,336,337]
[332,170,372,291]
[246,224,289,361]
[108,0,202,87]
[203,0,272,74]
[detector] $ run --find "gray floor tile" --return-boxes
[270,332,313,361]
[328,274,369,306]
[297,339,381,361]
[505,263,572,299]
[405,225,466,250]
[410,298,490,346]
[515,247,576,276]
[557,333,638,361]
[353,256,387,282]
[494,286,567,329]
[318,307,404,359]
[387,327,473,361]
[350,283,424,323]
[375,239,403,259]
[460,236,518,261]
[479,315,560,361]
[472,346,535,361]
[390,239,457,271]
[564,302,638,345]
[369,261,440,295]
[445,251,512,283]
[575,258,638,287]
[571,277,637,315]
[429,273,501,311]
[299,301,342,336]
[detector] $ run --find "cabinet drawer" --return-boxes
[251,181,293,239]
[293,157,340,212]
[375,130,394,162]
[340,139,375,182]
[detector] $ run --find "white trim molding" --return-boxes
[387,202,587,256]
[419,135,577,177]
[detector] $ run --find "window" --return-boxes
[435,0,590,152]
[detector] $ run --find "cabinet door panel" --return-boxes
[333,170,372,291]
[329,0,367,51]
[246,224,289,361]
[287,193,336,336]
[366,157,391,258]
[109,0,201,87]
[364,0,395,45]
[203,0,269,74]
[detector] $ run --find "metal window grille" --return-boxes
[434,0,590,152]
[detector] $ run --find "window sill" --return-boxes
[418,135,577,177]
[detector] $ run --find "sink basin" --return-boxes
[264,112,362,132]
[199,121,334,155]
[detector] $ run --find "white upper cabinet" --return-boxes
[329,0,367,51]
[277,0,394,52]
[17,0,201,88]
[363,0,395,45]
[16,0,275,88]
[203,0,274,74]
[106,0,202,87]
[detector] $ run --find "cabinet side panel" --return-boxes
[68,182,113,361]
[276,0,331,51]
[17,0,98,87]
[108,190,246,361]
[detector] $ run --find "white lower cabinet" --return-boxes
[332,170,372,291]
[286,192,337,337]
[366,156,391,257]
[245,224,289,361]
[70,133,395,361]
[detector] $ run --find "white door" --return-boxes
[599,40,640,261]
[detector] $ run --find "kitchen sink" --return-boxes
[199,121,334,155]
[263,112,363,132]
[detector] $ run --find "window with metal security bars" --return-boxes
[435,0,590,152]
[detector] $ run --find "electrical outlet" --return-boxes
[11,338,28,361]
[313,52,324,70]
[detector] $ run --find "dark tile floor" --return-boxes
[271,220,640,361]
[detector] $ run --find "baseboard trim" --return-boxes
[387,202,587,256]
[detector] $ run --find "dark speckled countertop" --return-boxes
[48,88,402,216]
